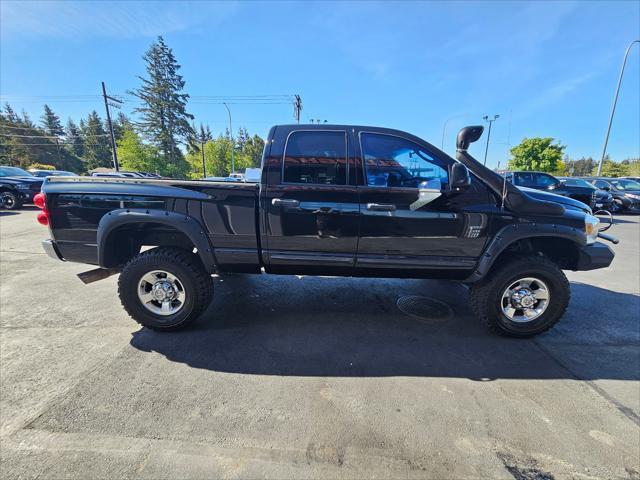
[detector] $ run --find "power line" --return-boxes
[1,132,110,138]
[1,142,109,146]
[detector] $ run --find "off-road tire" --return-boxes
[118,247,213,330]
[1,191,21,210]
[469,254,570,337]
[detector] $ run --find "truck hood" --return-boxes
[519,186,591,213]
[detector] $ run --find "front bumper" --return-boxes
[42,239,65,261]
[593,199,613,210]
[575,242,614,271]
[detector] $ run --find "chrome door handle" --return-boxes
[367,203,396,212]
[272,198,300,207]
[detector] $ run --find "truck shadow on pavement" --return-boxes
[130,274,639,381]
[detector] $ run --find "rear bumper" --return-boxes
[575,242,614,271]
[42,239,65,261]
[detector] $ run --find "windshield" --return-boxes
[610,179,640,191]
[0,166,33,177]
[560,178,595,189]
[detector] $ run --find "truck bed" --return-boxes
[42,176,261,272]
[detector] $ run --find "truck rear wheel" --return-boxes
[469,254,570,337]
[118,247,213,330]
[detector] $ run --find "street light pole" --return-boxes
[597,39,640,176]
[223,102,235,174]
[441,113,471,150]
[482,114,500,166]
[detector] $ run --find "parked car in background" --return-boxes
[0,166,43,209]
[622,176,640,183]
[228,172,245,181]
[502,171,595,209]
[92,171,142,178]
[29,169,77,178]
[556,177,614,212]
[583,177,640,213]
[0,180,27,209]
[91,171,162,179]
[202,176,244,182]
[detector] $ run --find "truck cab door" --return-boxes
[261,128,360,275]
[354,131,492,279]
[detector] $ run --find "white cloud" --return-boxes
[517,72,596,119]
[0,1,239,39]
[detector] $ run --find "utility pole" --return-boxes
[101,81,122,171]
[223,102,234,174]
[597,39,639,176]
[294,95,302,123]
[482,114,500,166]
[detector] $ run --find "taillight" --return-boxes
[34,192,49,226]
[33,192,46,209]
[37,210,49,226]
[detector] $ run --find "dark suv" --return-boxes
[0,166,43,209]
[557,177,614,212]
[584,177,640,213]
[503,171,595,209]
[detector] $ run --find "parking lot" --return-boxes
[0,208,638,479]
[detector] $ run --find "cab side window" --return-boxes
[514,172,535,187]
[361,133,448,189]
[283,131,347,185]
[535,174,558,188]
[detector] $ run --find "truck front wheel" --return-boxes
[118,247,213,330]
[469,255,570,337]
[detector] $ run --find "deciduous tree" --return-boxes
[508,137,565,172]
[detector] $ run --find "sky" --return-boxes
[1,0,639,168]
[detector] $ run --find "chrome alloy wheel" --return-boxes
[500,277,550,323]
[137,270,186,316]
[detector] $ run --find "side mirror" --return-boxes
[450,163,471,190]
[601,185,611,191]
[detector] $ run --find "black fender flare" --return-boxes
[465,222,586,283]
[97,209,217,273]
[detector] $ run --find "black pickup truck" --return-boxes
[37,124,617,337]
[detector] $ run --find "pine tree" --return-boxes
[245,134,266,167]
[112,111,133,142]
[3,103,18,122]
[65,119,85,158]
[40,104,64,136]
[1,105,60,168]
[129,36,194,168]
[21,110,35,128]
[83,111,113,171]
[236,126,249,152]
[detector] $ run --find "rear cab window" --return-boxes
[282,131,347,185]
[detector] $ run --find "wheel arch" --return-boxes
[466,223,586,283]
[97,209,217,273]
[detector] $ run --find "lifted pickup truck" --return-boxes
[37,124,617,337]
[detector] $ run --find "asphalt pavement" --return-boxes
[1,208,638,479]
